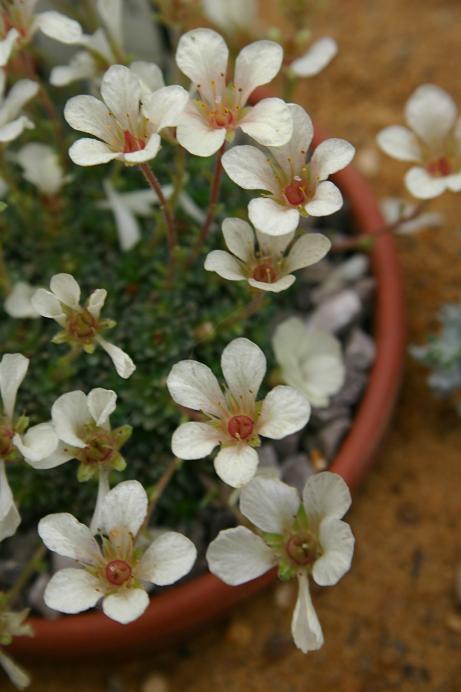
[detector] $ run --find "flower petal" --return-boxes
[249,197,300,235]
[97,0,123,47]
[304,180,343,216]
[25,440,74,470]
[176,28,228,106]
[240,476,300,533]
[64,94,114,142]
[291,574,324,653]
[13,423,58,464]
[101,180,141,251]
[44,568,101,614]
[101,480,147,537]
[37,10,84,44]
[0,650,30,690]
[96,337,136,378]
[0,353,29,420]
[405,83,457,144]
[143,85,189,131]
[138,531,196,584]
[302,471,352,522]
[50,273,81,309]
[31,288,65,322]
[290,37,337,77]
[404,166,448,199]
[0,461,20,540]
[38,513,100,562]
[4,282,39,319]
[176,102,226,157]
[130,60,164,94]
[376,125,421,162]
[122,132,161,164]
[204,250,246,281]
[222,145,279,193]
[311,138,355,180]
[87,288,107,319]
[234,41,283,103]
[1,80,38,121]
[171,421,221,459]
[312,518,354,586]
[248,275,295,293]
[51,390,89,448]
[87,388,116,427]
[268,104,313,177]
[100,64,141,130]
[68,138,120,166]
[0,28,19,68]
[50,52,96,87]
[167,360,226,417]
[285,232,331,273]
[102,588,149,624]
[239,98,293,147]
[221,337,266,404]
[258,385,310,439]
[222,217,255,262]
[214,444,259,488]
[206,526,274,585]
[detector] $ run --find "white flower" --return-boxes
[4,282,39,319]
[222,103,355,235]
[175,28,292,157]
[0,70,38,144]
[207,473,354,653]
[0,353,58,541]
[377,84,461,199]
[201,0,258,36]
[205,217,330,293]
[380,197,443,235]
[0,606,33,689]
[15,143,67,197]
[272,317,345,407]
[31,273,136,379]
[167,338,311,488]
[64,63,188,166]
[289,37,338,78]
[39,480,197,624]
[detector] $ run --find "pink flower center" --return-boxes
[0,424,14,457]
[123,130,146,153]
[209,105,235,129]
[284,178,307,206]
[105,559,132,586]
[286,533,319,567]
[82,429,116,465]
[66,309,98,345]
[252,262,278,283]
[426,156,452,177]
[227,415,254,440]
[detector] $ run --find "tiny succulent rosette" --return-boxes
[377,84,461,199]
[207,473,354,653]
[175,28,293,156]
[0,599,33,690]
[222,103,355,235]
[31,273,135,379]
[167,338,311,488]
[272,317,345,407]
[64,62,188,166]
[0,354,58,541]
[39,480,197,624]
[205,217,331,293]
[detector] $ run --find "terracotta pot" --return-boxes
[10,127,406,661]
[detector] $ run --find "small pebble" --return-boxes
[446,613,461,634]
[141,673,169,692]
[318,418,351,459]
[345,328,376,370]
[306,289,361,333]
[274,582,294,610]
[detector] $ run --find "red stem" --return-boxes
[139,163,177,270]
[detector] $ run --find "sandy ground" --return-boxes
[7,1,461,690]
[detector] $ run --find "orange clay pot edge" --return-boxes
[10,127,406,661]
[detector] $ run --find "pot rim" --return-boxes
[10,127,406,660]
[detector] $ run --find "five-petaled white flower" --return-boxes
[207,473,354,653]
[175,28,292,157]
[31,273,136,379]
[205,217,330,293]
[0,353,57,541]
[64,63,188,166]
[15,143,68,197]
[167,338,310,488]
[39,480,197,624]
[272,317,345,407]
[4,282,39,319]
[0,603,33,690]
[377,84,461,199]
[0,70,38,144]
[222,103,355,235]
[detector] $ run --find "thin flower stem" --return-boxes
[139,163,177,271]
[185,141,226,268]
[6,544,46,607]
[331,200,429,253]
[140,457,181,535]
